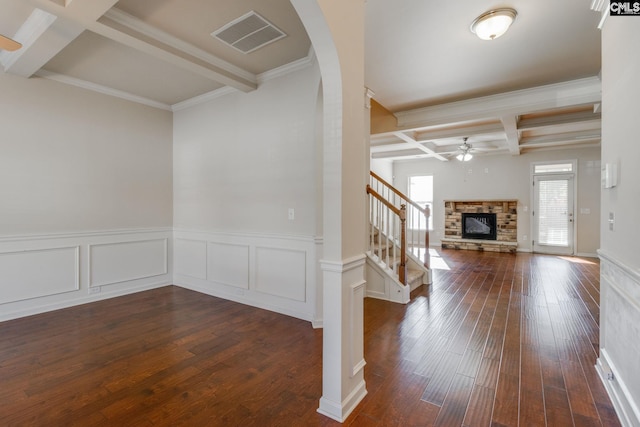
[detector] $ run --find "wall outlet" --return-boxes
[288,208,295,220]
[89,286,101,295]
[608,212,615,231]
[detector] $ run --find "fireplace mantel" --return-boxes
[442,200,518,253]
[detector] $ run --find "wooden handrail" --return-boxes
[366,185,407,284]
[366,185,401,216]
[370,171,429,216]
[370,171,430,269]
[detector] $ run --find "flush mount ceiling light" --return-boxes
[456,138,473,162]
[471,8,517,40]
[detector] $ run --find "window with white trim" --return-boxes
[408,175,433,230]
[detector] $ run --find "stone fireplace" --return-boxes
[442,200,517,253]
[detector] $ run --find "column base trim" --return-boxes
[317,379,367,423]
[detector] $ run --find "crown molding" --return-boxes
[35,69,172,111]
[256,47,316,84]
[171,87,237,112]
[173,49,317,111]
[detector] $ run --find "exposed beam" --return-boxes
[520,130,601,147]
[24,0,256,92]
[102,8,256,92]
[413,122,504,142]
[371,148,427,159]
[501,115,520,155]
[0,8,83,77]
[393,132,449,161]
[4,0,120,77]
[518,110,601,131]
[395,77,602,129]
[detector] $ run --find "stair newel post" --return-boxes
[424,205,430,269]
[399,204,407,285]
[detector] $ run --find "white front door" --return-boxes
[532,174,575,255]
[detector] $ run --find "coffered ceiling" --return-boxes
[0,0,604,160]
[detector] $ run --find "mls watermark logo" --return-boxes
[610,1,640,15]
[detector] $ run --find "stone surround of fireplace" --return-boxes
[442,200,518,253]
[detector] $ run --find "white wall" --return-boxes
[393,146,601,255]
[0,73,174,321]
[370,158,393,183]
[172,63,322,322]
[597,17,640,427]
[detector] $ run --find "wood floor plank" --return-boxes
[0,250,622,426]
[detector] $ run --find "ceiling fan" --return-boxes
[0,33,22,51]
[456,137,474,162]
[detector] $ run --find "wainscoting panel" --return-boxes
[255,246,305,301]
[0,229,173,322]
[174,229,318,322]
[208,242,249,289]
[174,239,207,280]
[598,251,640,427]
[89,239,168,287]
[0,246,79,304]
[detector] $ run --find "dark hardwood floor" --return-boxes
[0,250,621,426]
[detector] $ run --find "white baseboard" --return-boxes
[597,350,640,427]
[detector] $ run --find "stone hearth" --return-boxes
[441,200,517,253]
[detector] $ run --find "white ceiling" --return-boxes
[0,0,603,160]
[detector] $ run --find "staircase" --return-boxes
[365,172,432,304]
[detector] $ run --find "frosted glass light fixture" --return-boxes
[456,138,473,162]
[471,8,517,40]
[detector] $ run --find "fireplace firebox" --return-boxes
[462,213,497,240]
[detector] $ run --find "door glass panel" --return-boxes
[537,179,569,246]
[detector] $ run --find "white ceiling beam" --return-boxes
[393,132,449,161]
[395,77,602,129]
[4,0,120,77]
[413,122,504,142]
[0,8,83,77]
[24,0,256,92]
[89,21,256,92]
[518,110,601,131]
[371,149,427,159]
[520,130,601,147]
[102,8,256,91]
[501,115,520,155]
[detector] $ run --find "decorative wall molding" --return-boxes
[0,245,79,304]
[350,280,367,377]
[598,250,640,427]
[255,246,306,301]
[0,228,172,322]
[173,229,318,322]
[208,242,250,289]
[89,238,168,287]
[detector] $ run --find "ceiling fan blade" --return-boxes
[0,34,22,52]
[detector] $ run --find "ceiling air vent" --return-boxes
[211,11,286,54]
